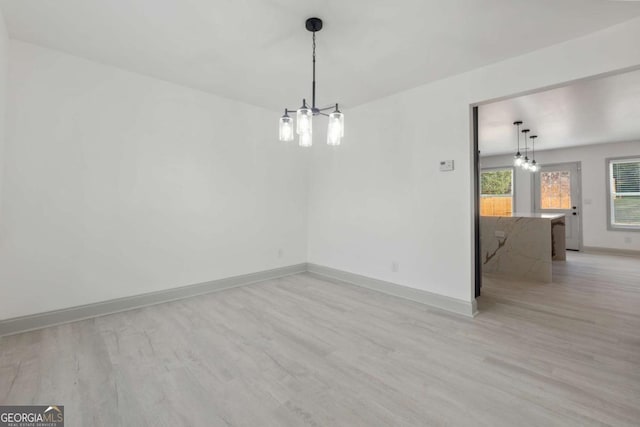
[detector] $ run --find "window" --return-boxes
[540,170,572,209]
[608,157,640,230]
[480,168,513,216]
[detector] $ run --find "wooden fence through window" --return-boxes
[480,196,513,216]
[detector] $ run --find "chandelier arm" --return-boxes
[317,105,336,111]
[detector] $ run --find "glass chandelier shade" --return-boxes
[296,104,313,135]
[299,130,312,147]
[327,107,344,146]
[278,110,294,142]
[514,154,523,167]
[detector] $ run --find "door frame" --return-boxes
[531,161,584,251]
[470,65,640,308]
[473,106,481,298]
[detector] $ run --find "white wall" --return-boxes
[2,17,640,320]
[481,141,640,251]
[0,41,309,320]
[308,17,640,303]
[0,9,7,216]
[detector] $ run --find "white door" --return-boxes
[533,162,582,250]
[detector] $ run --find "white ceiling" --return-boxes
[479,69,640,156]
[1,1,640,111]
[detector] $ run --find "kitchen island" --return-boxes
[480,213,566,282]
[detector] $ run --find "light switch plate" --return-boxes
[440,160,454,171]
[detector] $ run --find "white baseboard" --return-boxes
[307,263,477,318]
[1,262,478,337]
[582,246,640,257]
[0,264,307,337]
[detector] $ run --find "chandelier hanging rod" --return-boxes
[309,17,321,112]
[312,22,317,110]
[304,17,339,114]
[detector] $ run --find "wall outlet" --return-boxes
[584,198,592,205]
[439,160,454,172]
[391,261,399,272]
[278,248,284,258]
[494,230,506,238]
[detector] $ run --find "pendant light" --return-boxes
[279,18,344,147]
[296,100,312,135]
[529,135,539,172]
[278,109,294,142]
[513,121,523,166]
[521,129,530,170]
[327,104,344,146]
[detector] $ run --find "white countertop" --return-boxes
[489,212,565,219]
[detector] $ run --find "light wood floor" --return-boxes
[1,252,639,426]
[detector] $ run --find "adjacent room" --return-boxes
[0,1,639,425]
[478,68,640,281]
[476,71,640,386]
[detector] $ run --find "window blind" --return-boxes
[609,158,640,228]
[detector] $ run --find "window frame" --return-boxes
[480,166,516,216]
[537,169,574,211]
[606,155,640,232]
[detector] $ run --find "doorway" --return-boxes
[473,67,640,310]
[533,162,582,250]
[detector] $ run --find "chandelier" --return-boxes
[279,17,344,147]
[512,121,540,173]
